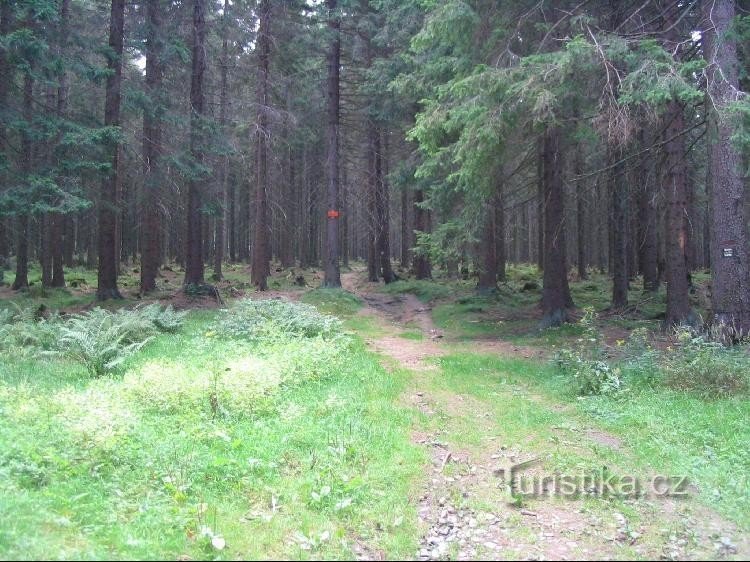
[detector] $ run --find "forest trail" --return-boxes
[339,270,749,561]
[341,271,446,371]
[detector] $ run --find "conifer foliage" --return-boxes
[0,0,748,336]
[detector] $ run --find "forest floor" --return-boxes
[1,263,749,560]
[337,268,748,561]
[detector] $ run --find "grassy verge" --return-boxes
[435,352,750,529]
[0,310,423,560]
[301,288,386,338]
[379,280,457,303]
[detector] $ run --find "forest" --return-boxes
[1,0,750,560]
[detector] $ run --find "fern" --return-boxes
[216,299,343,342]
[55,308,154,377]
[0,303,185,376]
[0,306,61,355]
[135,303,188,333]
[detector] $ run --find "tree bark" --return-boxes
[322,0,341,287]
[637,131,659,292]
[413,188,431,279]
[375,129,395,283]
[540,126,573,327]
[212,0,230,281]
[703,0,750,337]
[476,199,497,293]
[366,128,379,282]
[251,0,271,290]
[0,2,11,283]
[229,180,236,262]
[41,215,53,288]
[663,102,695,327]
[51,0,70,288]
[340,153,349,268]
[96,0,125,300]
[184,0,207,286]
[536,137,544,272]
[400,184,410,269]
[575,160,587,281]
[610,147,629,309]
[12,68,35,291]
[279,87,295,270]
[140,0,164,293]
[496,190,506,283]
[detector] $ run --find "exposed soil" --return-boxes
[341,269,749,561]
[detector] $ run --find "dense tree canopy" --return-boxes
[0,0,749,335]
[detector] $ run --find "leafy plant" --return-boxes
[0,305,62,355]
[216,298,344,342]
[55,308,154,377]
[558,353,624,396]
[619,326,660,386]
[661,328,749,397]
[557,307,624,396]
[135,303,188,333]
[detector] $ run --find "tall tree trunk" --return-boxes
[575,171,587,280]
[638,131,659,292]
[238,176,249,262]
[279,87,295,269]
[0,3,11,283]
[703,0,750,337]
[229,180,236,262]
[375,129,395,283]
[0,219,7,281]
[540,126,573,327]
[12,69,34,291]
[413,188,431,279]
[251,0,271,290]
[96,0,125,300]
[140,0,164,293]
[340,155,349,268]
[658,5,694,327]
[367,129,379,282]
[536,137,545,272]
[65,215,76,267]
[521,201,530,263]
[51,0,70,288]
[576,190,587,280]
[299,146,309,267]
[184,0,207,286]
[610,147,629,309]
[595,175,607,272]
[212,0,230,280]
[322,0,341,287]
[400,184,410,269]
[477,197,497,292]
[496,190,506,282]
[41,215,53,288]
[663,103,694,327]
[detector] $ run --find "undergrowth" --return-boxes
[0,299,421,559]
[556,309,750,398]
[0,303,187,376]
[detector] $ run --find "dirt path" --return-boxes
[341,270,748,561]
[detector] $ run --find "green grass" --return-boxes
[379,279,456,303]
[301,288,362,317]
[0,310,423,560]
[435,352,750,529]
[2,261,746,559]
[300,288,385,338]
[398,330,423,341]
[0,264,143,312]
[426,268,704,347]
